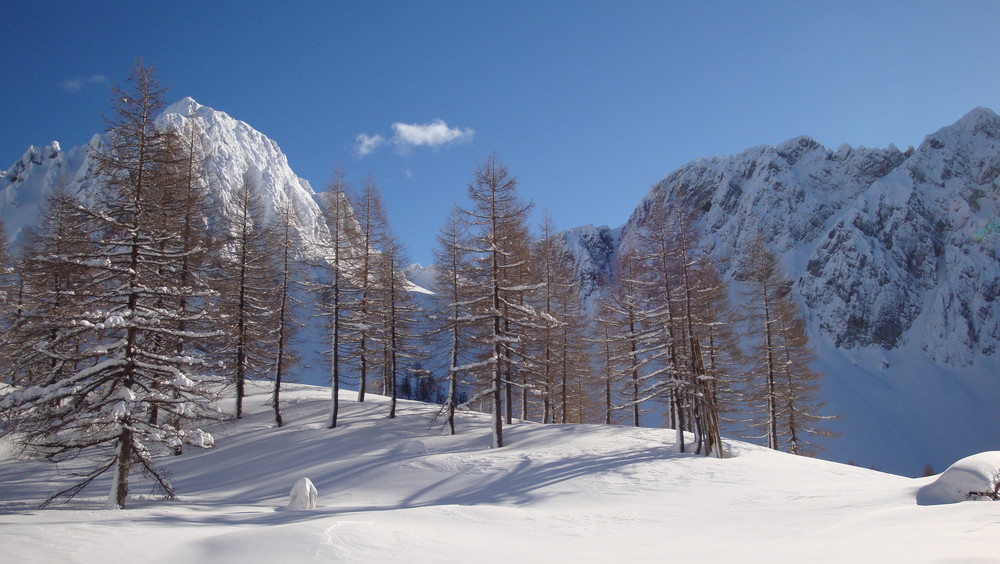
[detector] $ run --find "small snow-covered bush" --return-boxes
[917,451,1000,505]
[287,477,318,510]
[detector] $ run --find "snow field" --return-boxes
[2,381,998,562]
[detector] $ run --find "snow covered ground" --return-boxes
[1,382,997,563]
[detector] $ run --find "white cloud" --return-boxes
[391,119,474,149]
[59,74,107,93]
[60,79,82,93]
[353,119,474,158]
[354,133,385,158]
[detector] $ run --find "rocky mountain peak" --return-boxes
[596,108,999,366]
[0,98,333,255]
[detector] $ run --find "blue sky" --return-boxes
[3,0,999,264]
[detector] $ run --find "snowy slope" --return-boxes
[0,97,333,254]
[1,382,997,563]
[566,108,1000,476]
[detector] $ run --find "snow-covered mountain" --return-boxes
[566,107,1000,475]
[0,97,332,254]
[4,98,997,475]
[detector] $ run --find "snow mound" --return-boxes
[917,451,1000,505]
[405,440,428,455]
[287,477,318,510]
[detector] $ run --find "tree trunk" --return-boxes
[328,289,340,429]
[111,426,133,509]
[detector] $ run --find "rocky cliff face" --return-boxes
[561,224,621,307]
[572,107,999,368]
[800,108,1000,366]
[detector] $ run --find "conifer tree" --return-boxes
[0,62,219,509]
[743,236,832,454]
[668,211,728,456]
[497,209,537,423]
[146,112,214,437]
[628,200,687,450]
[591,299,621,425]
[270,202,303,428]
[622,196,739,456]
[531,214,591,423]
[349,177,388,403]
[373,228,417,419]
[314,165,358,429]
[0,189,94,388]
[0,215,14,329]
[459,155,537,448]
[430,211,481,435]
[216,172,279,419]
[595,250,658,427]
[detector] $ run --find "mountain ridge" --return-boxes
[564,106,1000,474]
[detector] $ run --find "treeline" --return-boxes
[0,64,831,510]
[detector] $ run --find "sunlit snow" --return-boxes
[1,382,996,562]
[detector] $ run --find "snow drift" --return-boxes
[918,451,1000,504]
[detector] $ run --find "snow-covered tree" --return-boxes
[0,215,14,329]
[146,111,215,440]
[665,210,729,457]
[594,249,658,428]
[496,207,538,424]
[620,197,739,456]
[373,228,418,419]
[430,210,481,435]
[458,154,538,448]
[0,189,93,387]
[349,177,389,403]
[530,213,592,424]
[590,299,621,425]
[629,199,689,450]
[0,62,220,509]
[269,202,303,428]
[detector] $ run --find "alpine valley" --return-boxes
[2,100,997,476]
